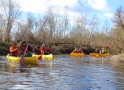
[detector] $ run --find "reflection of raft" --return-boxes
[32,54,54,61]
[89,53,110,57]
[6,54,38,65]
[70,52,85,57]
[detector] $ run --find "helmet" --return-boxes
[42,44,45,46]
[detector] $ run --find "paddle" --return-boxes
[36,46,42,60]
[38,54,42,60]
[20,45,28,67]
[38,51,44,60]
[38,44,46,60]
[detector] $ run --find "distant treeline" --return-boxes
[0,41,112,55]
[0,0,124,54]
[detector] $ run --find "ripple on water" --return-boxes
[0,55,124,89]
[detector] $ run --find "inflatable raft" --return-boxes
[7,54,54,65]
[89,53,110,57]
[6,54,38,65]
[70,52,85,57]
[32,54,54,61]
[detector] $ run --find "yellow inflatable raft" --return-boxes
[89,53,110,57]
[70,52,85,57]
[7,53,54,65]
[6,54,38,65]
[32,54,54,61]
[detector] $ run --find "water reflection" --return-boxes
[0,55,124,89]
[38,60,53,69]
[6,60,53,73]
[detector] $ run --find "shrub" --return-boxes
[0,42,11,55]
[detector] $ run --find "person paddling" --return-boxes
[46,45,51,54]
[40,44,46,54]
[78,48,83,53]
[95,48,99,53]
[38,44,51,60]
[73,47,78,53]
[40,44,51,55]
[10,42,20,56]
[101,48,106,54]
[19,41,32,57]
[34,44,41,55]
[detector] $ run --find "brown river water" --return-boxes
[0,54,124,90]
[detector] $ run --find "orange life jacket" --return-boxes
[10,45,20,56]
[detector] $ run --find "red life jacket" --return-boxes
[46,47,50,51]
[34,47,41,54]
[73,49,78,53]
[95,50,99,53]
[21,45,28,53]
[40,47,46,54]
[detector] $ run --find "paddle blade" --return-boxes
[38,55,42,60]
[83,53,86,56]
[20,56,24,66]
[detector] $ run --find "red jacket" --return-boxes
[95,49,99,53]
[73,49,78,53]
[20,45,28,53]
[40,47,46,54]
[46,47,50,52]
[34,47,41,54]
[40,46,51,54]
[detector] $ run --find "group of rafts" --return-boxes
[70,52,110,57]
[6,54,54,65]
[6,52,110,65]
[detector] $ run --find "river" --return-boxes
[0,55,124,90]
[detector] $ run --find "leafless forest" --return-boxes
[0,0,124,54]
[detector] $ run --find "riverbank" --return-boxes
[0,42,11,55]
[110,54,124,62]
[0,41,95,55]
[1,41,124,63]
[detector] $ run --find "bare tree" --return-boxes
[0,13,5,41]
[111,5,124,53]
[113,6,124,30]
[15,13,35,43]
[62,6,69,37]
[70,14,87,47]
[0,0,21,43]
[45,7,57,44]
[86,16,99,48]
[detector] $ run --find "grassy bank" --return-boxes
[0,42,11,55]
